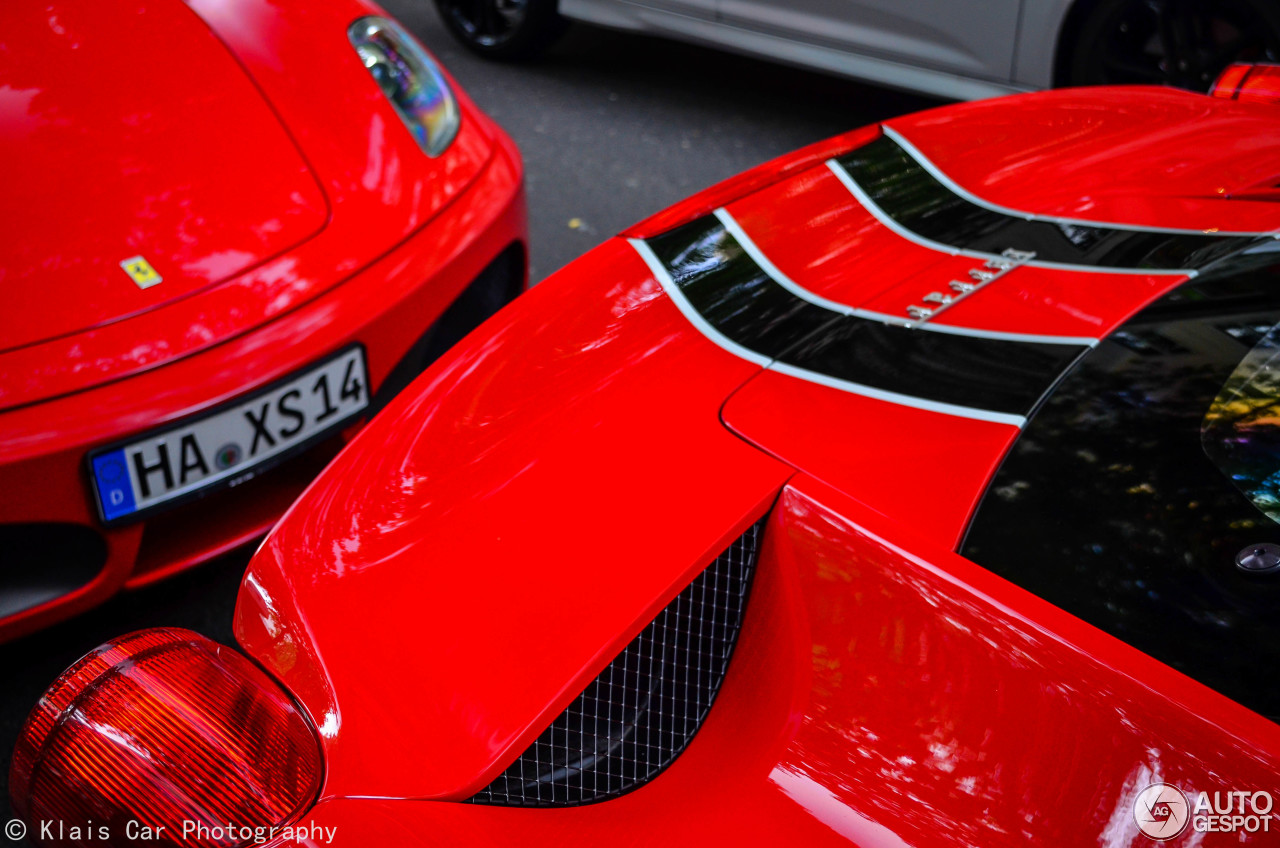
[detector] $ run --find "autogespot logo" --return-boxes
[1134,784,1190,840]
[1134,783,1275,839]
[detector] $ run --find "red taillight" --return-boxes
[1211,62,1280,105]
[9,628,322,847]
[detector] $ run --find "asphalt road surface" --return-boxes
[0,5,940,831]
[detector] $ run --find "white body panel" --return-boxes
[559,0,1074,99]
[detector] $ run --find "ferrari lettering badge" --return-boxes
[906,248,1034,326]
[120,255,162,289]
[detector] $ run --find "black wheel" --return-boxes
[434,0,567,60]
[1064,0,1280,91]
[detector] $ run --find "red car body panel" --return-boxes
[888,88,1280,233]
[0,0,526,639]
[259,478,1280,846]
[238,238,793,799]
[1,0,499,411]
[723,167,1181,339]
[710,139,1228,547]
[228,87,1280,842]
[0,1,327,354]
[722,373,1017,549]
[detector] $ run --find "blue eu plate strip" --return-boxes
[91,449,136,522]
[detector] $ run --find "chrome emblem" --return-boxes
[907,248,1034,326]
[120,255,162,289]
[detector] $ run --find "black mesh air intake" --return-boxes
[468,515,767,806]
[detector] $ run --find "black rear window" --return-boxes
[962,243,1280,721]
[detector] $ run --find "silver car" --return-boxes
[433,0,1280,99]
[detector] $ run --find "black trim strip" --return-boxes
[835,135,1258,271]
[645,216,1087,419]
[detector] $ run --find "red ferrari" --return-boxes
[0,0,527,640]
[11,69,1280,846]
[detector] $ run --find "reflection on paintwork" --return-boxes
[234,239,788,800]
[835,133,1257,270]
[245,478,1280,845]
[760,481,1279,845]
[0,1,327,353]
[2,0,498,411]
[770,766,912,848]
[644,214,1085,419]
[1204,323,1280,524]
[213,83,1280,847]
[965,253,1280,718]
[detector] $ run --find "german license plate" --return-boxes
[89,346,369,524]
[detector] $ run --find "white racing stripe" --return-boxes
[628,238,772,368]
[629,237,1028,427]
[824,159,1199,278]
[882,124,1280,238]
[770,361,1027,427]
[713,206,1099,347]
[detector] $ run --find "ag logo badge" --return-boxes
[120,255,162,289]
[1134,783,1190,840]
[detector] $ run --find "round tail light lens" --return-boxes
[9,628,322,847]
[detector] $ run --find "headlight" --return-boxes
[348,17,461,157]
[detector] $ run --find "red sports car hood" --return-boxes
[0,0,326,353]
[238,88,1280,834]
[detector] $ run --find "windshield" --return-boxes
[963,242,1280,721]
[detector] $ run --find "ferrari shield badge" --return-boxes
[120,255,162,289]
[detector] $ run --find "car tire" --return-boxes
[1063,0,1280,91]
[434,0,567,60]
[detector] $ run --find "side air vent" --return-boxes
[0,523,107,619]
[469,515,768,806]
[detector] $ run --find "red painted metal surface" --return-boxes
[227,89,1280,839]
[1212,63,1280,107]
[720,157,956,310]
[255,478,1280,846]
[18,81,1280,842]
[0,0,527,639]
[716,159,1207,542]
[236,238,793,800]
[0,1,327,354]
[722,372,1018,550]
[887,87,1280,233]
[1212,63,1256,99]
[1236,66,1280,106]
[722,170,1182,339]
[621,125,880,239]
[0,0,499,411]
